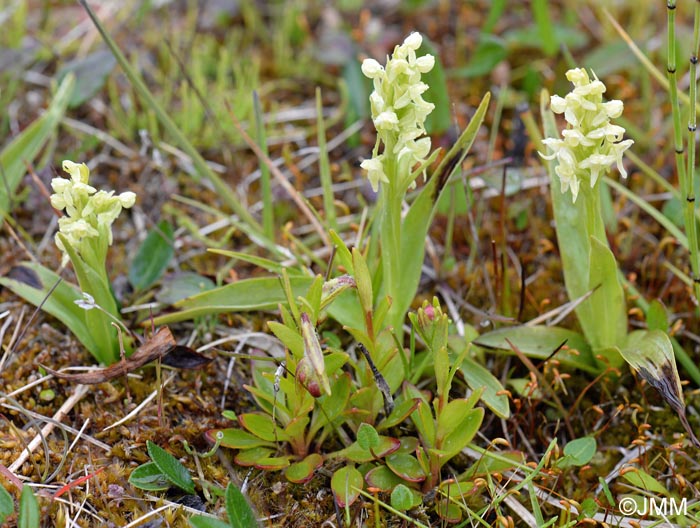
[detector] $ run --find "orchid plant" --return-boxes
[540,68,697,446]
[0,160,136,365]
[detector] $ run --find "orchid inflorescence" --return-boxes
[541,68,633,202]
[51,160,136,266]
[360,32,435,193]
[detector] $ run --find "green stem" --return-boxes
[689,0,700,302]
[668,0,700,301]
[381,180,403,337]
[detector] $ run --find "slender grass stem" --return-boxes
[316,88,337,231]
[667,0,700,301]
[253,91,274,240]
[689,0,700,299]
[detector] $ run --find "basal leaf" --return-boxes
[390,484,420,512]
[386,453,426,483]
[19,486,39,528]
[238,413,289,443]
[365,465,404,491]
[209,428,276,450]
[285,454,323,484]
[473,325,598,373]
[129,220,175,291]
[156,272,215,305]
[356,423,380,451]
[225,482,259,528]
[331,466,363,508]
[146,441,195,494]
[459,356,510,419]
[0,263,97,355]
[152,276,314,325]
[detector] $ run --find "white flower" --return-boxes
[540,68,633,202]
[119,192,136,208]
[603,100,623,119]
[415,55,435,73]
[361,58,384,78]
[550,95,567,114]
[360,32,435,193]
[51,160,136,264]
[579,153,617,187]
[374,110,399,131]
[360,156,388,192]
[403,32,423,50]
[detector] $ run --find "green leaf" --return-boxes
[338,435,401,463]
[331,466,363,508]
[459,356,510,419]
[233,447,275,467]
[212,428,276,450]
[225,482,259,528]
[152,276,314,325]
[238,413,289,443]
[57,49,116,107]
[435,498,462,523]
[557,436,596,468]
[0,263,97,356]
[621,469,669,496]
[189,515,233,528]
[436,399,475,442]
[58,233,123,364]
[397,93,490,325]
[377,398,421,432]
[438,408,484,460]
[1,74,74,221]
[146,441,195,494]
[587,236,626,364]
[390,484,419,511]
[0,485,12,524]
[438,479,476,499]
[386,454,426,483]
[646,300,669,332]
[18,486,39,528]
[129,220,174,291]
[356,423,380,451]
[128,462,171,491]
[285,453,323,484]
[579,497,599,519]
[156,272,216,305]
[473,325,598,373]
[352,248,373,318]
[267,321,304,359]
[364,465,404,491]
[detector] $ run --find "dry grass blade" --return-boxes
[41,326,176,384]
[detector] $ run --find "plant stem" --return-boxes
[689,0,700,301]
[668,0,700,301]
